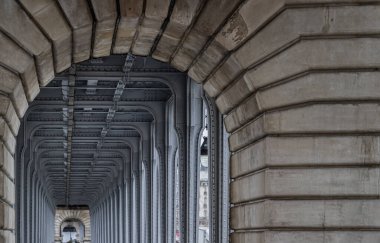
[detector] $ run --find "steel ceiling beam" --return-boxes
[64,66,75,206]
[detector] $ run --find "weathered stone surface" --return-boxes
[171,0,241,71]
[132,0,171,56]
[187,41,227,83]
[224,71,380,131]
[0,203,14,230]
[19,0,72,72]
[231,136,380,179]
[231,231,380,243]
[228,115,266,152]
[55,209,91,240]
[57,0,93,63]
[0,67,28,118]
[189,0,285,82]
[243,38,380,96]
[0,230,15,243]
[205,5,380,97]
[218,38,380,114]
[216,75,252,114]
[231,168,380,203]
[231,199,380,229]
[0,2,379,242]
[152,0,201,62]
[90,0,117,57]
[0,143,14,181]
[0,119,15,155]
[0,32,40,102]
[113,0,143,54]
[229,103,380,151]
[0,0,54,86]
[0,172,14,205]
[0,96,19,136]
[202,54,241,96]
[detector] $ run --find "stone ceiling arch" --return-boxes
[0,1,380,243]
[55,209,91,241]
[60,219,84,237]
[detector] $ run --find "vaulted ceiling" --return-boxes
[19,55,181,206]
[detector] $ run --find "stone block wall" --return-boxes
[54,209,91,243]
[0,0,379,242]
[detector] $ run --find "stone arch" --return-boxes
[0,1,379,242]
[60,220,84,241]
[55,209,91,242]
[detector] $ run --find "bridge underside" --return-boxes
[0,1,379,243]
[17,55,229,243]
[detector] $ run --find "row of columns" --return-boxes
[89,141,147,243]
[19,173,55,243]
[4,1,380,242]
[89,77,229,243]
[91,184,126,243]
[15,74,229,243]
[16,120,56,243]
[53,209,91,243]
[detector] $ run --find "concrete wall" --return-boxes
[0,0,380,242]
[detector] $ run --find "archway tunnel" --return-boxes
[0,0,380,243]
[16,55,229,243]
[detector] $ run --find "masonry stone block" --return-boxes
[0,1,379,242]
[113,0,143,54]
[229,103,380,151]
[224,71,380,131]
[231,231,380,243]
[0,230,15,243]
[0,143,13,181]
[152,0,201,62]
[0,172,14,205]
[55,209,91,240]
[72,26,93,63]
[132,0,171,56]
[0,67,28,118]
[231,136,380,179]
[95,20,117,57]
[0,119,15,155]
[0,203,14,230]
[232,168,380,204]
[203,54,241,97]
[217,37,380,117]
[187,41,227,83]
[19,0,72,72]
[0,96,19,136]
[245,38,380,93]
[90,0,117,57]
[0,32,39,102]
[0,0,54,86]
[171,0,241,71]
[189,0,283,81]
[231,199,380,229]
[205,5,380,98]
[216,75,253,114]
[57,0,92,63]
[229,114,265,152]
[223,92,260,132]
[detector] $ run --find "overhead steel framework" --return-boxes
[15,56,229,243]
[0,1,379,243]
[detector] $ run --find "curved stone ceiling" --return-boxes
[1,1,380,242]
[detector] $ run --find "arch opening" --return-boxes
[60,219,85,243]
[0,1,377,243]
[15,55,230,243]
